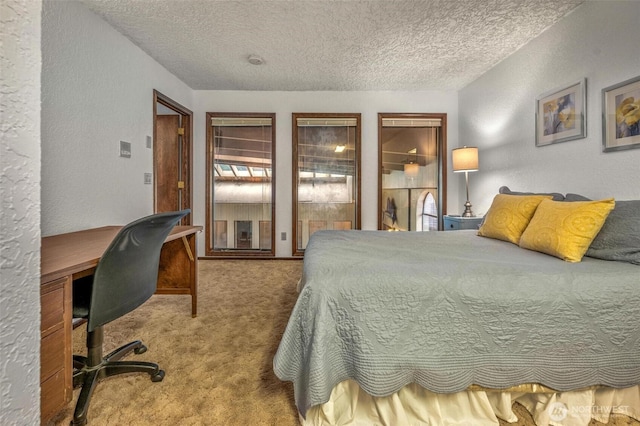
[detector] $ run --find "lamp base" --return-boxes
[462,201,474,217]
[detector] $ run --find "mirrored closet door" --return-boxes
[378,113,447,231]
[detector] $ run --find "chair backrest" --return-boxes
[87,209,190,331]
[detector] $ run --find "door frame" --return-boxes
[377,112,447,231]
[205,112,277,257]
[153,90,193,224]
[291,112,362,256]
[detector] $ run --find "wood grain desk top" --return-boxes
[41,225,202,284]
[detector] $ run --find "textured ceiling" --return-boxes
[78,0,585,91]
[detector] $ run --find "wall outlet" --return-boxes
[144,173,152,184]
[280,232,287,241]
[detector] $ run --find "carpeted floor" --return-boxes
[51,259,301,426]
[49,259,638,426]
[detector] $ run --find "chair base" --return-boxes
[71,338,164,426]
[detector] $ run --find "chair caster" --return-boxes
[134,344,147,355]
[151,369,165,382]
[70,418,87,426]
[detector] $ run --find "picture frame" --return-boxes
[602,75,640,152]
[535,79,586,147]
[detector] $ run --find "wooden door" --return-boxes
[153,90,193,225]
[156,115,181,214]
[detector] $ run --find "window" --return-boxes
[292,113,361,255]
[418,191,438,231]
[206,113,275,256]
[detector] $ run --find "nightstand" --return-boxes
[443,215,483,231]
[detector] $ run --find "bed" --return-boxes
[274,195,640,425]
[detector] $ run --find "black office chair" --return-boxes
[70,209,190,426]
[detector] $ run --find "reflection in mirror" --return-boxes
[380,116,443,231]
[293,114,361,255]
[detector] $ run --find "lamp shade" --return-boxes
[404,162,419,178]
[452,146,478,172]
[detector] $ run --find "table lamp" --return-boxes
[404,148,419,180]
[403,162,419,178]
[452,146,479,217]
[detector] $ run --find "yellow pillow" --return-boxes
[519,198,615,262]
[478,194,553,244]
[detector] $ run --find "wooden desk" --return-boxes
[40,225,201,423]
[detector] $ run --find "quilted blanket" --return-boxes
[273,230,640,417]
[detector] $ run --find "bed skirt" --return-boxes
[300,380,640,426]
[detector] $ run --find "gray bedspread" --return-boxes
[273,230,640,417]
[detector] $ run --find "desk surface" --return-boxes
[41,225,202,284]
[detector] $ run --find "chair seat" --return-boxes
[73,306,89,319]
[72,275,92,319]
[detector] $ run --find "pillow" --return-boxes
[499,186,565,201]
[586,200,640,265]
[519,198,615,262]
[564,193,591,202]
[478,194,553,244]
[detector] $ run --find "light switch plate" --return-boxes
[144,173,152,184]
[120,141,131,158]
[146,136,152,149]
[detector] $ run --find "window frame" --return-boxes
[292,112,362,256]
[377,112,447,231]
[205,112,276,257]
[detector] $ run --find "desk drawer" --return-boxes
[41,369,67,422]
[41,278,66,334]
[40,327,65,382]
[40,275,72,424]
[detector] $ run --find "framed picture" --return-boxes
[535,79,586,147]
[602,75,640,152]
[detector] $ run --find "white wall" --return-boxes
[39,2,460,255]
[41,0,194,236]
[0,0,42,423]
[194,91,459,256]
[459,1,640,215]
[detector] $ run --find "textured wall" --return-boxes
[41,0,193,236]
[0,0,42,423]
[194,90,460,256]
[459,1,640,215]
